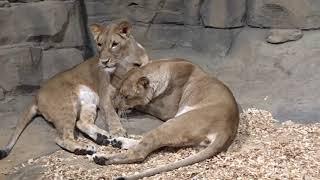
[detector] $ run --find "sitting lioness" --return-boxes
[93,59,239,180]
[0,20,149,159]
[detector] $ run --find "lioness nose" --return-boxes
[101,59,110,65]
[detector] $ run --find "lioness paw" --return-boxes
[93,154,108,165]
[114,137,139,149]
[96,134,111,146]
[110,139,123,149]
[74,144,96,155]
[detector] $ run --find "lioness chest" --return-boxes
[78,85,99,106]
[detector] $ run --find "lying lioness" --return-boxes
[93,59,239,180]
[0,20,149,159]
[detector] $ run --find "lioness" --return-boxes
[0,20,149,159]
[93,59,239,180]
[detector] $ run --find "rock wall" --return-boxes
[84,0,320,122]
[0,0,91,95]
[84,0,320,53]
[1,0,319,94]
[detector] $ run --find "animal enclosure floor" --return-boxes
[3,109,320,180]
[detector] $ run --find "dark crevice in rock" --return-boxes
[128,2,138,7]
[79,0,95,59]
[50,10,70,43]
[11,85,40,95]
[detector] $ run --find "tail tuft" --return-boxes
[0,149,8,160]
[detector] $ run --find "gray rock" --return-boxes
[247,0,320,29]
[0,87,4,101]
[0,1,68,46]
[146,24,195,50]
[0,1,84,48]
[266,29,303,44]
[131,23,149,45]
[184,0,202,25]
[212,28,320,123]
[153,0,184,24]
[9,0,42,2]
[192,27,234,56]
[153,11,184,25]
[0,46,42,91]
[85,0,160,24]
[0,0,10,7]
[51,0,85,49]
[125,3,157,23]
[153,0,201,25]
[85,1,124,22]
[145,24,234,55]
[200,0,246,28]
[41,48,84,81]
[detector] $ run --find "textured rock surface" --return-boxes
[0,1,69,46]
[0,0,87,92]
[247,0,320,29]
[200,0,246,28]
[41,48,84,81]
[0,46,42,91]
[85,0,160,24]
[266,29,303,44]
[0,88,4,101]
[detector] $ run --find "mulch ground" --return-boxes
[6,108,320,180]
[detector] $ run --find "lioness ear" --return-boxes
[89,24,103,41]
[137,76,149,89]
[115,20,132,38]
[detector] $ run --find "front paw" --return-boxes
[110,126,127,137]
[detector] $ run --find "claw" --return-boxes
[93,155,109,165]
[111,139,123,149]
[74,148,95,155]
[96,134,111,146]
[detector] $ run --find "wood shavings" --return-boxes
[7,108,320,179]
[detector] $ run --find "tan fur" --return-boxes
[93,59,239,180]
[0,20,149,159]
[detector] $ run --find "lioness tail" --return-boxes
[0,99,38,159]
[117,133,231,180]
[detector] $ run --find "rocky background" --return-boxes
[0,0,320,176]
[0,0,319,121]
[85,0,320,123]
[0,0,93,97]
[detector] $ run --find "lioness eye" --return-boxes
[97,43,102,47]
[133,63,141,67]
[112,41,119,47]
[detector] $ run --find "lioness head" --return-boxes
[90,20,149,74]
[113,68,152,112]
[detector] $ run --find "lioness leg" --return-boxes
[94,113,204,165]
[100,94,127,137]
[51,107,96,155]
[76,104,112,146]
[55,129,96,155]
